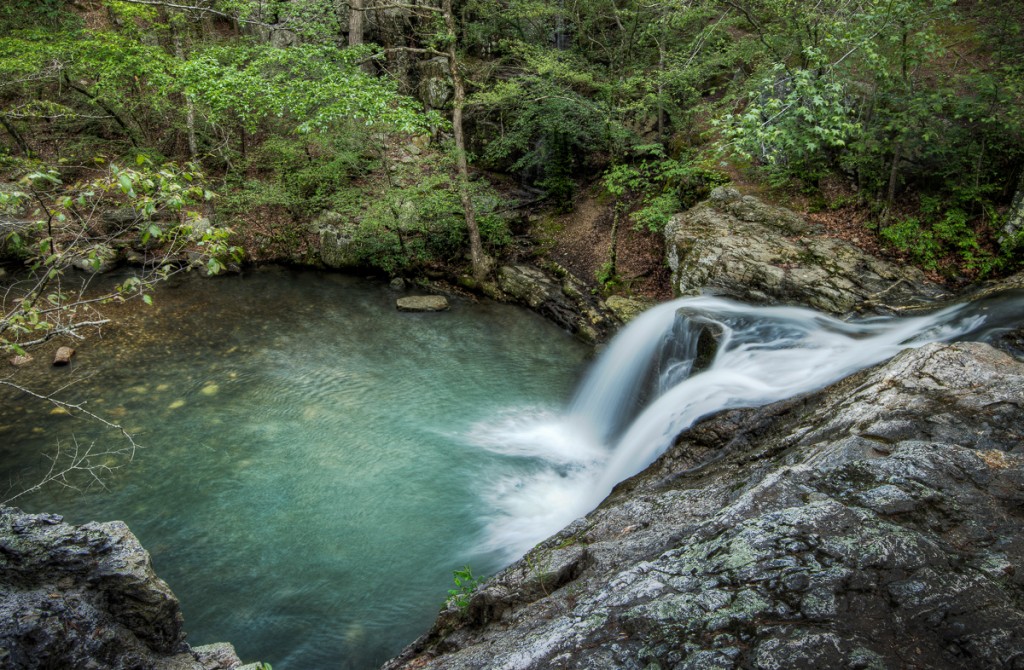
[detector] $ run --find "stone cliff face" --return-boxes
[383,341,1024,669]
[0,507,251,670]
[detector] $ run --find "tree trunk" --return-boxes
[62,73,140,147]
[0,116,29,156]
[1004,171,1024,242]
[348,0,364,46]
[885,142,903,209]
[172,31,198,160]
[443,0,488,282]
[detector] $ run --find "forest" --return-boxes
[3,3,1024,669]
[1,0,1023,354]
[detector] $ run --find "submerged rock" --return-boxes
[0,507,249,669]
[665,187,950,314]
[397,295,450,312]
[383,341,1024,669]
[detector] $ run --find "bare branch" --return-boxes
[2,436,135,506]
[0,379,140,455]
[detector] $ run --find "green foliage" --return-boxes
[880,197,999,276]
[0,159,237,353]
[446,566,481,610]
[602,147,727,232]
[345,162,511,274]
[232,132,372,217]
[178,43,439,137]
[716,64,860,186]
[478,72,617,209]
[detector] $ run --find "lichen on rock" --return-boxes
[665,187,950,315]
[383,342,1024,669]
[0,507,249,669]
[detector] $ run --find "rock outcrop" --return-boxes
[492,264,615,343]
[665,187,951,314]
[0,507,250,669]
[384,341,1024,670]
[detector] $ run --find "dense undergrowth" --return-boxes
[1,0,1022,309]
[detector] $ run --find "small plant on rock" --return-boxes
[445,566,481,610]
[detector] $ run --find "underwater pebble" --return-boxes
[168,400,186,409]
[201,384,219,396]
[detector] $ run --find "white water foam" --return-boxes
[467,293,1021,561]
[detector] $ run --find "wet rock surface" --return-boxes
[665,187,951,315]
[0,507,246,669]
[494,264,615,343]
[383,341,1024,670]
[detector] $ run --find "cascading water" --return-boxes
[469,290,1024,561]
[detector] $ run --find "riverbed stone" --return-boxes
[397,295,450,312]
[604,295,652,324]
[383,341,1024,670]
[52,346,74,366]
[0,507,249,669]
[665,187,950,314]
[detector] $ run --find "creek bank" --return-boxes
[383,341,1024,669]
[0,506,261,669]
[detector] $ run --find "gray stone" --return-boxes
[0,507,250,669]
[71,243,119,274]
[418,57,453,109]
[383,342,1024,669]
[316,212,362,270]
[495,264,615,343]
[397,295,449,312]
[665,187,949,315]
[52,346,74,366]
[390,277,407,291]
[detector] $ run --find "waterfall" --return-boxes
[468,291,1024,561]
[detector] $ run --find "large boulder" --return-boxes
[0,507,247,669]
[666,187,950,314]
[384,341,1024,669]
[316,211,362,270]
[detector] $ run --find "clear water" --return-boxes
[0,266,590,669]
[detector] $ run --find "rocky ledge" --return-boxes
[0,507,257,669]
[665,187,951,315]
[384,341,1024,669]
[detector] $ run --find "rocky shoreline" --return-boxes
[3,188,1023,668]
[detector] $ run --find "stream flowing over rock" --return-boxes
[665,187,951,314]
[0,507,251,669]
[384,341,1024,670]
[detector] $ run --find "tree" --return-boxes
[1,159,239,355]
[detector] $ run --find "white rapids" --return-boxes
[466,292,1023,561]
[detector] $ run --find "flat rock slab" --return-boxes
[397,296,449,312]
